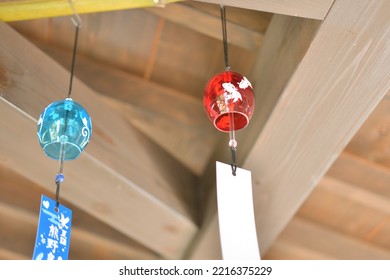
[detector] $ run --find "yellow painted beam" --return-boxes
[0,0,183,22]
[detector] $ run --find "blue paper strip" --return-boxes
[32,194,72,260]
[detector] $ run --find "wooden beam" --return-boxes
[189,14,320,259]
[0,200,159,260]
[100,95,217,176]
[192,0,390,258]
[0,0,183,22]
[146,3,264,50]
[244,0,390,254]
[298,176,390,247]
[275,217,390,259]
[0,248,29,260]
[0,163,160,260]
[183,1,271,33]
[264,239,334,260]
[19,36,215,175]
[197,14,320,215]
[32,43,218,176]
[0,96,196,260]
[192,0,335,20]
[328,151,390,198]
[0,201,35,259]
[238,15,321,163]
[0,21,197,259]
[344,98,390,169]
[319,176,390,216]
[184,214,222,259]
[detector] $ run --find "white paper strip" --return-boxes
[216,161,261,260]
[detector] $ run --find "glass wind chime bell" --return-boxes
[37,9,92,208]
[203,5,255,175]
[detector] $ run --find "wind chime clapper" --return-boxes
[203,5,255,176]
[36,3,92,211]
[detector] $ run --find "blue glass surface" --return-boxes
[37,98,92,160]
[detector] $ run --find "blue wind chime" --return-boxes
[33,3,92,260]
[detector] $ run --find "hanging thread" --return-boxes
[55,142,65,211]
[56,1,83,210]
[229,112,237,176]
[67,0,82,99]
[220,5,230,71]
[220,5,237,175]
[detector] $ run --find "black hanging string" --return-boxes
[220,5,237,176]
[55,142,65,211]
[67,0,82,99]
[67,23,80,99]
[230,143,237,176]
[220,5,230,71]
[55,2,82,211]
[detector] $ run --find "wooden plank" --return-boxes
[264,239,334,260]
[8,9,163,84]
[100,95,217,176]
[276,217,390,259]
[182,1,271,34]
[298,176,390,248]
[19,37,217,175]
[0,248,28,260]
[71,226,161,260]
[0,0,183,22]
[0,163,160,260]
[189,14,320,259]
[0,22,198,259]
[0,98,196,259]
[238,15,321,163]
[192,0,335,20]
[184,214,222,260]
[144,16,257,99]
[198,14,321,207]
[198,14,320,200]
[30,43,218,176]
[243,0,390,254]
[344,98,390,170]
[0,201,35,259]
[0,200,159,260]
[192,0,390,258]
[328,152,390,198]
[143,17,165,80]
[8,5,261,100]
[301,153,390,250]
[0,24,197,221]
[146,3,264,50]
[319,176,390,216]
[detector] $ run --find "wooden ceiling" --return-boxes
[1,0,390,260]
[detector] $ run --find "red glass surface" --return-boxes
[203,70,255,132]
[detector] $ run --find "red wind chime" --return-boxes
[203,5,255,175]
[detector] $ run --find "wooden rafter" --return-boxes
[31,42,219,176]
[192,0,335,20]
[1,0,390,261]
[0,0,183,22]
[0,162,160,260]
[190,13,321,259]
[275,217,390,259]
[0,21,198,259]
[146,3,264,50]
[191,0,390,258]
[242,0,390,254]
